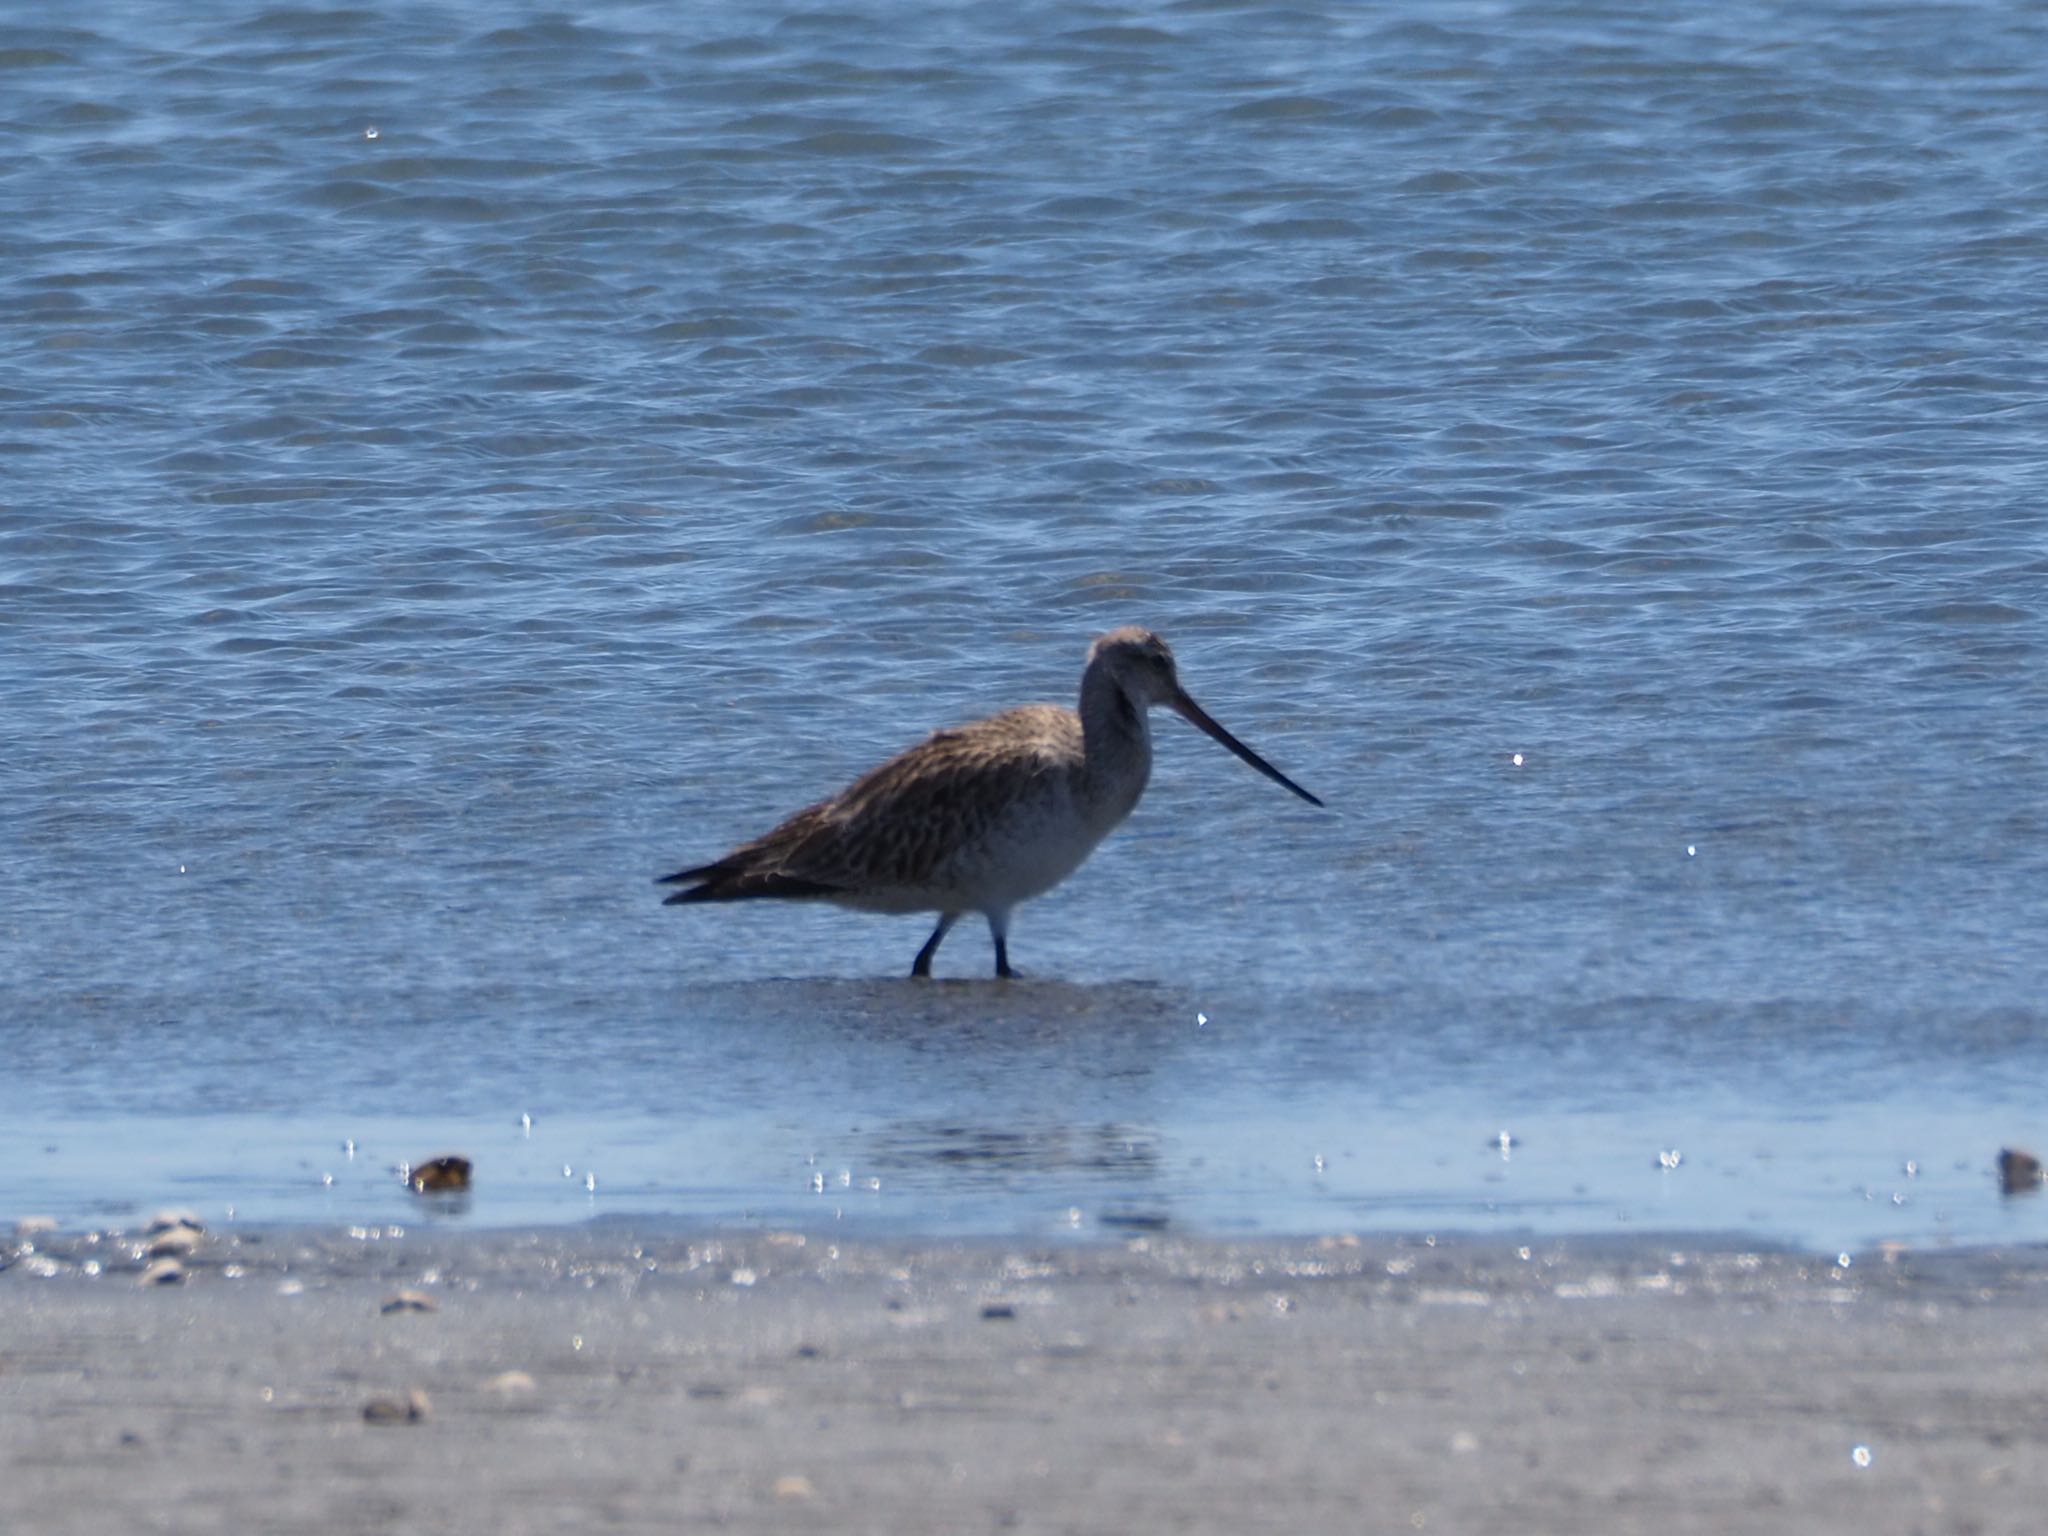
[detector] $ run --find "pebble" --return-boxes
[773,1474,816,1503]
[362,1388,432,1424]
[139,1258,185,1286]
[483,1370,537,1398]
[146,1209,204,1236]
[408,1156,473,1194]
[980,1303,1017,1320]
[381,1290,438,1314]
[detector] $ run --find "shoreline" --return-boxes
[8,1220,2048,1532]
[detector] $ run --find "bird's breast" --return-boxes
[941,794,1114,908]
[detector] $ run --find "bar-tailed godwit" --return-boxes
[658,626,1323,977]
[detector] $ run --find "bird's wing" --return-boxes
[811,709,1074,890]
[663,706,1077,900]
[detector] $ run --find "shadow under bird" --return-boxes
[658,626,1324,978]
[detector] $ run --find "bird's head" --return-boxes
[1086,626,1181,707]
[1084,626,1323,807]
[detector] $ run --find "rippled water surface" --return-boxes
[5,0,2048,1249]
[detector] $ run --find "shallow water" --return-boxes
[5,0,2048,1250]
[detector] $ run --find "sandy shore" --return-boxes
[6,1221,2048,1533]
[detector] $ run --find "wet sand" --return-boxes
[6,1222,2048,1533]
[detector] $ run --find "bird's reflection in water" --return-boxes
[864,1119,1163,1182]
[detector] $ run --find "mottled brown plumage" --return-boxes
[660,627,1322,977]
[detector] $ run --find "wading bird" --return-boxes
[659,627,1323,977]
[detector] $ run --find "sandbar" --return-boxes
[5,1222,2047,1532]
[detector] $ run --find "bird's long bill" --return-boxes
[1171,690,1325,807]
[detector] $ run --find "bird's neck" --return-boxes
[1077,663,1152,826]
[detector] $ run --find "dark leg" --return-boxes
[988,910,1017,979]
[911,913,958,979]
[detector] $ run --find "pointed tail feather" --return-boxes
[658,863,842,904]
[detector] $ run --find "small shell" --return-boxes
[147,1226,202,1258]
[407,1156,473,1194]
[1998,1147,2043,1195]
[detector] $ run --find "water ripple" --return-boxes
[3,0,2046,1240]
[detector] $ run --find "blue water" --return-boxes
[5,0,2048,1251]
